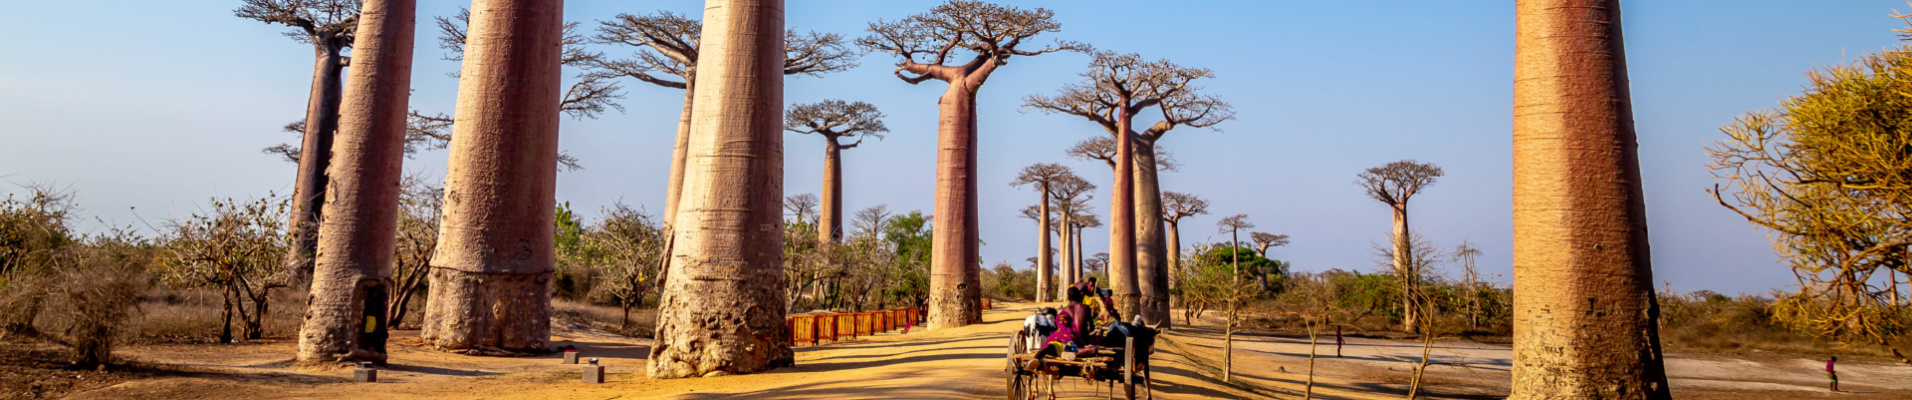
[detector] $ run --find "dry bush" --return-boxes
[1659,291,1893,358]
[39,244,150,366]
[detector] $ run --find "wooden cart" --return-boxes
[1003,328,1151,400]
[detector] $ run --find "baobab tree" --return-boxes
[589,10,857,229]
[1512,1,1669,397]
[418,0,565,354]
[1012,163,1073,302]
[296,0,414,365]
[1357,159,1442,333]
[1049,175,1096,300]
[1249,232,1290,293]
[860,0,1085,328]
[787,100,888,242]
[1162,191,1209,285]
[236,0,360,285]
[650,0,791,378]
[1028,51,1233,324]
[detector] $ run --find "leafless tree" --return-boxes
[1453,240,1484,329]
[852,205,893,238]
[1012,163,1073,302]
[1356,159,1443,333]
[1249,232,1290,293]
[860,0,1087,328]
[1162,191,1209,289]
[236,0,360,287]
[787,100,888,242]
[785,193,820,226]
[1215,214,1254,382]
[590,10,858,228]
[1027,51,1234,325]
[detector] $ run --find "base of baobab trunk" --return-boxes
[295,279,391,365]
[419,267,551,353]
[647,287,795,379]
[1139,296,1169,326]
[926,281,982,330]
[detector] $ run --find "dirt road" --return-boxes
[65,302,1911,399]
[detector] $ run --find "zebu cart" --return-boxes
[1003,326,1151,400]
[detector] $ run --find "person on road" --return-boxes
[1827,356,1839,392]
[1335,326,1344,358]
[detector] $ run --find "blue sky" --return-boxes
[1,1,1906,295]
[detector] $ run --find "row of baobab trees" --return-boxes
[242,0,1673,398]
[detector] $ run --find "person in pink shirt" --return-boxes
[1827,356,1838,392]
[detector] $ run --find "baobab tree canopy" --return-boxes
[858,1,1087,87]
[1024,51,1234,142]
[1358,160,1444,206]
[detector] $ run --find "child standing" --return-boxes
[1335,326,1344,358]
[1827,356,1838,392]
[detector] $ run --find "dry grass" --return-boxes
[1658,293,1895,360]
[552,299,655,339]
[130,288,304,344]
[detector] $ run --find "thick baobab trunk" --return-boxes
[1109,112,1140,320]
[1510,1,1670,398]
[649,0,790,378]
[420,0,564,353]
[1134,143,1170,326]
[284,42,347,285]
[1035,183,1052,303]
[820,141,844,242]
[928,84,983,329]
[1391,205,1418,334]
[1074,225,1085,283]
[296,0,415,364]
[663,81,697,227]
[1166,220,1181,295]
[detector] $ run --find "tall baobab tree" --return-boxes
[236,0,360,285]
[1453,240,1483,329]
[1028,51,1233,325]
[296,0,414,365]
[1512,1,1669,397]
[1049,175,1096,300]
[1249,232,1290,294]
[419,0,565,353]
[650,0,791,378]
[589,11,857,229]
[1357,159,1442,333]
[1012,163,1073,302]
[1162,191,1209,285]
[787,100,888,242]
[1215,214,1253,382]
[860,0,1085,328]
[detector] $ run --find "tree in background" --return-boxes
[387,175,440,329]
[784,193,820,227]
[1162,190,1209,295]
[0,186,79,338]
[1356,159,1442,333]
[1512,1,1670,397]
[589,10,858,228]
[650,0,791,378]
[1026,50,1234,326]
[235,0,360,286]
[1012,163,1073,302]
[1215,214,1254,383]
[296,0,416,364]
[1249,232,1291,294]
[160,197,288,343]
[1051,177,1097,298]
[1452,241,1484,330]
[1708,27,1912,364]
[787,100,889,242]
[860,0,1086,329]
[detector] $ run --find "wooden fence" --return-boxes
[786,307,923,346]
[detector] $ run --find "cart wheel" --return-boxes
[1007,331,1027,400]
[1122,337,1137,400]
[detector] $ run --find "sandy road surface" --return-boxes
[71,303,1261,400]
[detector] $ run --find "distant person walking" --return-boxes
[1827,356,1839,392]
[1335,326,1344,357]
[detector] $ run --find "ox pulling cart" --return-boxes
[1003,323,1153,400]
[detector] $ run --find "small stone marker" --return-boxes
[562,350,579,364]
[353,362,377,383]
[582,358,605,384]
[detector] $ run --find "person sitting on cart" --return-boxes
[1041,287,1098,358]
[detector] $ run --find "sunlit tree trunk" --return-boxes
[1391,205,1417,333]
[820,140,844,242]
[420,0,564,353]
[1056,215,1073,301]
[1035,181,1052,302]
[297,0,415,364]
[1511,1,1670,398]
[663,82,697,227]
[1109,107,1139,319]
[929,83,984,329]
[283,41,348,285]
[1134,143,1169,325]
[649,0,790,378]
